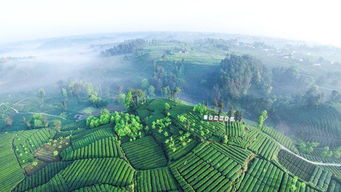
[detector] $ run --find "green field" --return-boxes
[0,132,25,192]
[1,98,340,192]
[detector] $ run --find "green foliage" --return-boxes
[86,109,111,128]
[148,85,155,97]
[303,86,324,106]
[217,54,271,98]
[151,117,172,136]
[192,104,207,115]
[88,93,106,108]
[26,114,49,129]
[321,146,333,158]
[111,112,143,140]
[297,141,319,154]
[257,110,268,128]
[177,114,187,123]
[52,120,62,132]
[102,39,146,56]
[115,93,126,105]
[141,79,149,89]
[125,91,133,109]
[39,88,45,104]
[164,102,171,111]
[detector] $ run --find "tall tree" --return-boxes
[125,91,133,110]
[39,88,45,104]
[212,99,217,111]
[303,86,324,106]
[218,100,224,114]
[258,110,268,128]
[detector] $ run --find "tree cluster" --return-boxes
[102,39,146,56]
[24,114,49,129]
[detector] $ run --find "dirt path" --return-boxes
[9,105,66,120]
[263,132,341,167]
[21,112,66,120]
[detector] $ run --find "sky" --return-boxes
[1,0,341,46]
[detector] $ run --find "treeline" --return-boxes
[57,80,106,108]
[101,39,146,56]
[150,61,184,96]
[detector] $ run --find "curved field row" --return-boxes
[70,126,114,150]
[170,142,245,192]
[13,128,56,166]
[327,179,341,192]
[278,149,332,190]
[0,132,25,192]
[73,184,127,192]
[248,133,280,160]
[261,126,299,153]
[136,167,179,192]
[61,137,123,160]
[122,136,167,169]
[238,158,320,192]
[60,158,135,190]
[14,161,71,192]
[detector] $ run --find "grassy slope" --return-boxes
[3,98,338,192]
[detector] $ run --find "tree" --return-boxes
[115,93,126,105]
[5,117,13,127]
[52,120,62,132]
[212,99,217,111]
[329,90,341,103]
[39,88,45,104]
[148,85,155,97]
[161,87,169,98]
[218,100,224,114]
[88,94,105,108]
[99,109,110,124]
[131,89,145,107]
[204,101,208,107]
[164,103,171,111]
[303,86,324,106]
[193,104,207,115]
[173,87,181,99]
[61,88,68,98]
[234,111,242,122]
[227,109,233,119]
[125,91,133,110]
[223,135,228,144]
[141,79,149,89]
[27,114,48,129]
[258,110,268,128]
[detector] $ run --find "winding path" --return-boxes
[263,132,341,167]
[4,104,66,120]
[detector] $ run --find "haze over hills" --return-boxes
[0,32,340,192]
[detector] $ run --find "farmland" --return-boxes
[1,97,341,192]
[0,132,25,192]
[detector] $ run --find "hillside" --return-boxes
[1,98,340,192]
